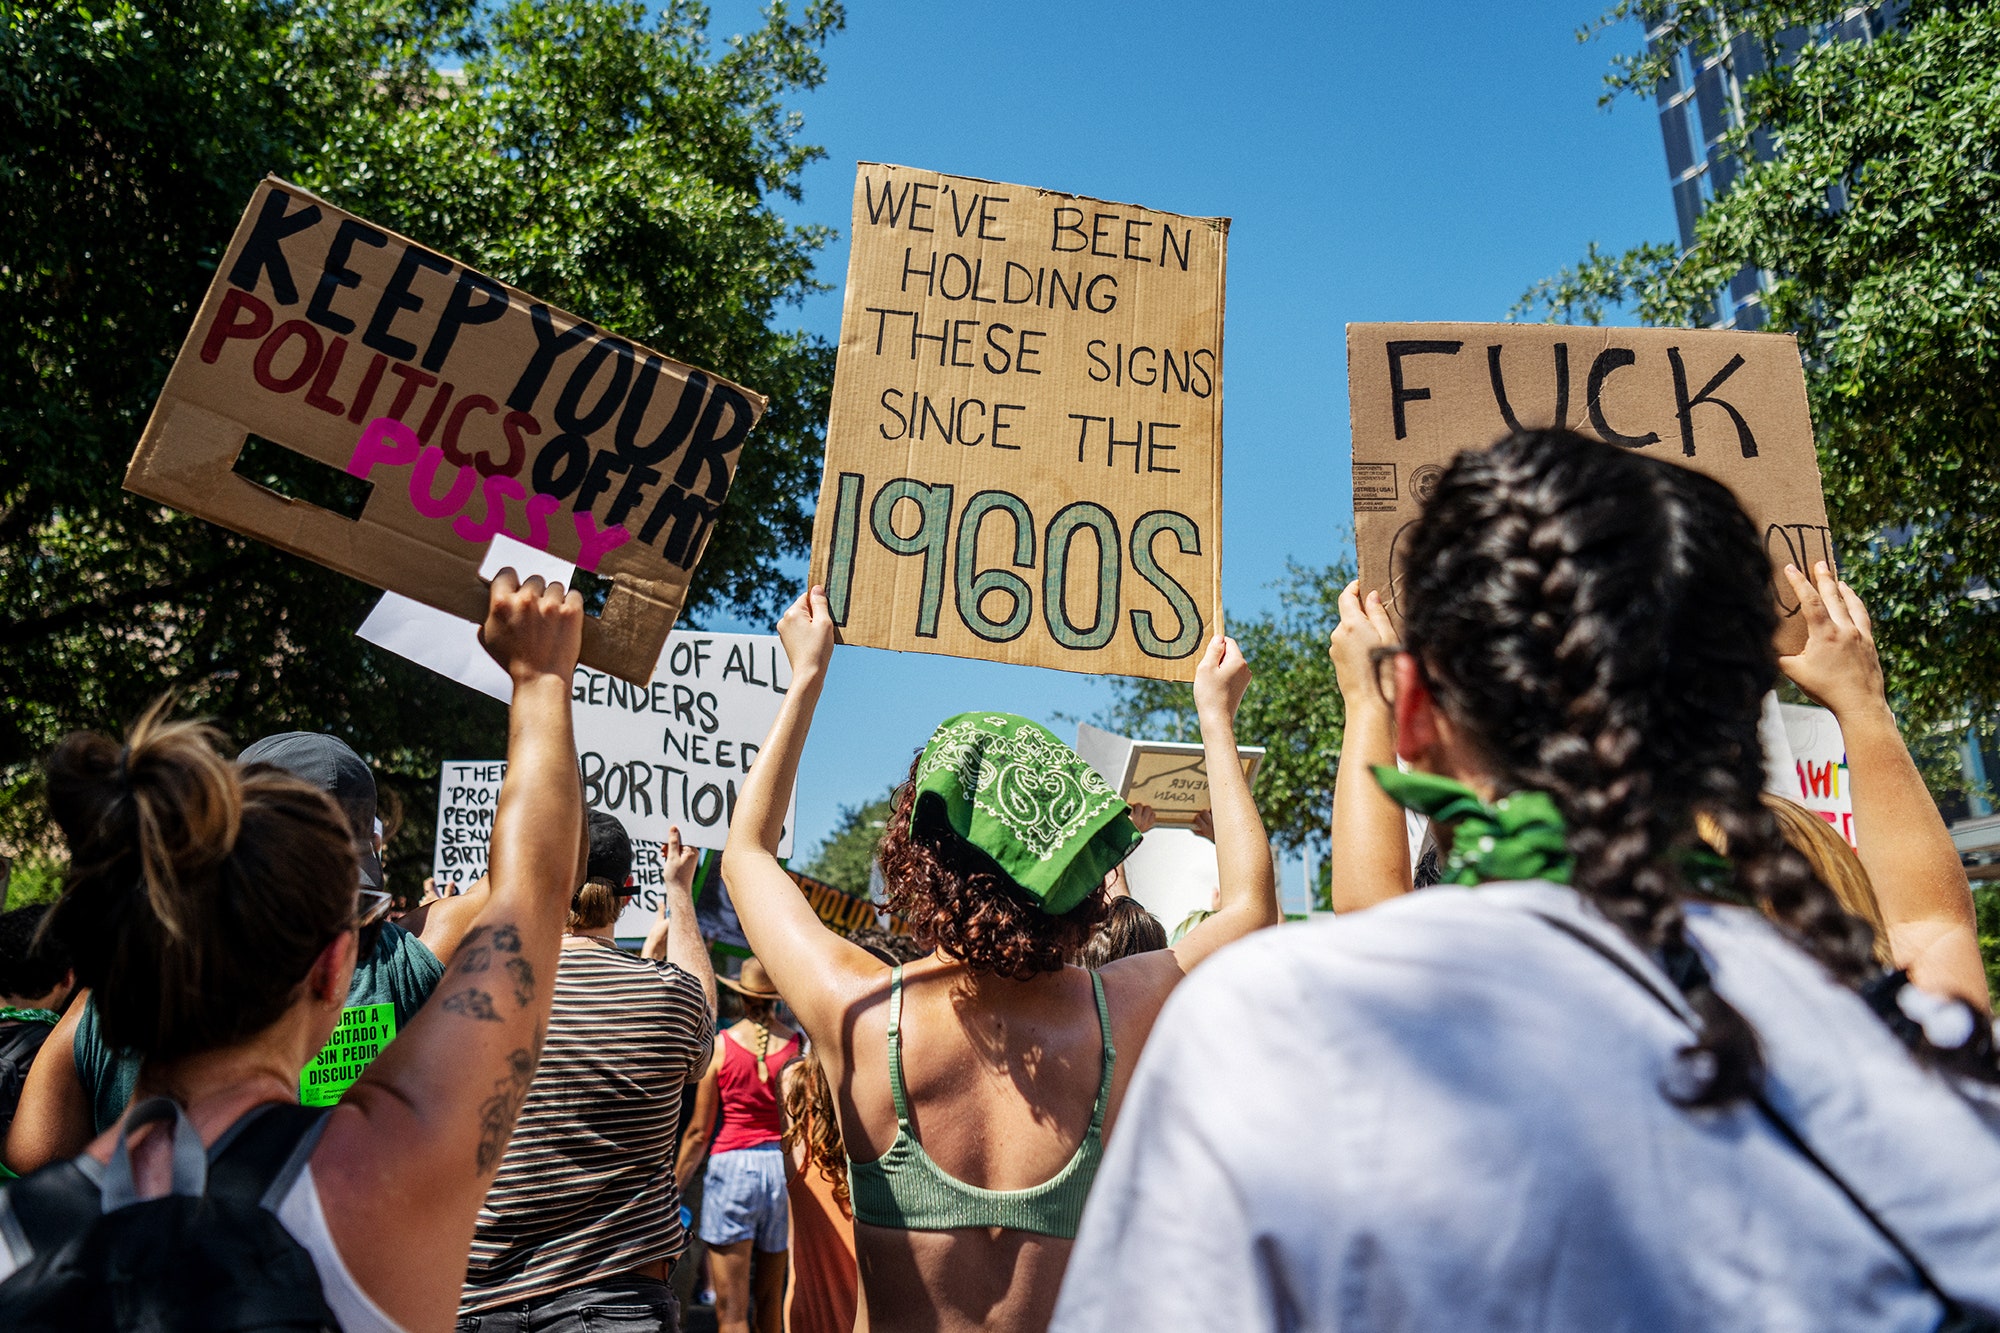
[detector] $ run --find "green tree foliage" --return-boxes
[801,792,894,895]
[1100,561,1354,855]
[0,0,843,892]
[1516,0,2000,748]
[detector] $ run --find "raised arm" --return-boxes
[1779,562,1988,1008]
[721,587,886,1044]
[1166,636,1281,973]
[1327,583,1413,912]
[312,570,585,1331]
[407,875,492,967]
[653,826,716,1013]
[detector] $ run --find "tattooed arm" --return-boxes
[311,571,585,1332]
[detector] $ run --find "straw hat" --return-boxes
[717,957,781,1000]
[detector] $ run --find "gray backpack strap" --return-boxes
[100,1098,207,1212]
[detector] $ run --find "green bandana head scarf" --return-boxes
[913,713,1141,915]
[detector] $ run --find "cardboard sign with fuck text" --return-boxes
[811,163,1228,681]
[1346,323,1834,654]
[125,177,768,684]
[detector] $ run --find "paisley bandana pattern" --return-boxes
[914,713,1141,915]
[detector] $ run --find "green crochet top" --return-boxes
[847,966,1115,1239]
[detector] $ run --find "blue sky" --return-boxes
[697,0,1678,871]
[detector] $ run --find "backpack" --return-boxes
[0,1018,54,1133]
[0,1096,341,1332]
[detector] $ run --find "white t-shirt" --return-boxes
[1052,881,2000,1333]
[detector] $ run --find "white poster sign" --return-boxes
[1781,702,1855,848]
[430,630,795,936]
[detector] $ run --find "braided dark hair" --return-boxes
[1400,430,1878,1105]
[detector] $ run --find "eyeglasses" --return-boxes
[1368,644,1408,706]
[353,888,393,957]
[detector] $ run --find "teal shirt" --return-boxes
[74,922,443,1133]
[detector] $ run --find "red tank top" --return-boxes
[710,1028,799,1155]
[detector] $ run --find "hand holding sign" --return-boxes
[480,568,584,686]
[1328,581,1396,711]
[1192,635,1252,726]
[1778,562,1887,719]
[777,584,838,685]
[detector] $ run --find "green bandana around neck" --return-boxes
[913,713,1141,915]
[1370,767,1739,897]
[1371,767,1575,887]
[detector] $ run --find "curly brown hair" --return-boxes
[875,752,1109,980]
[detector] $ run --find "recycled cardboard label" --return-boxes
[301,1002,397,1106]
[811,164,1227,681]
[126,177,768,684]
[1347,323,1835,654]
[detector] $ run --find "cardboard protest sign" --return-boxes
[811,163,1227,681]
[1346,323,1834,653]
[126,177,767,684]
[1075,722,1263,826]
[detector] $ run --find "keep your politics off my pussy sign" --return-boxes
[125,177,767,685]
[811,164,1228,682]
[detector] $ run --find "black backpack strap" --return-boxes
[0,1162,99,1268]
[1528,908,1995,1331]
[204,1103,332,1210]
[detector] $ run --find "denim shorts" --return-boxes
[699,1144,788,1252]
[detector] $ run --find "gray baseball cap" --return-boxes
[238,732,383,889]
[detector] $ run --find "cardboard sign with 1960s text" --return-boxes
[126,177,768,684]
[811,163,1227,681]
[1347,323,1833,654]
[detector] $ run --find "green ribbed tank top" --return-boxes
[846,965,1115,1239]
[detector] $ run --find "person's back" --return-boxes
[837,955,1142,1331]
[1058,881,2000,1330]
[462,814,715,1328]
[463,942,712,1311]
[1050,430,2000,1331]
[722,596,1284,1333]
[0,570,592,1333]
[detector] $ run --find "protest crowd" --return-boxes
[0,424,1995,1333]
[2,61,2000,1325]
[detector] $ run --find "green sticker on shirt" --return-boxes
[300,1002,398,1106]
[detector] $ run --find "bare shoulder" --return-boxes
[1097,948,1189,1027]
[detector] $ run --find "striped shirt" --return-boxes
[461,940,714,1315]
